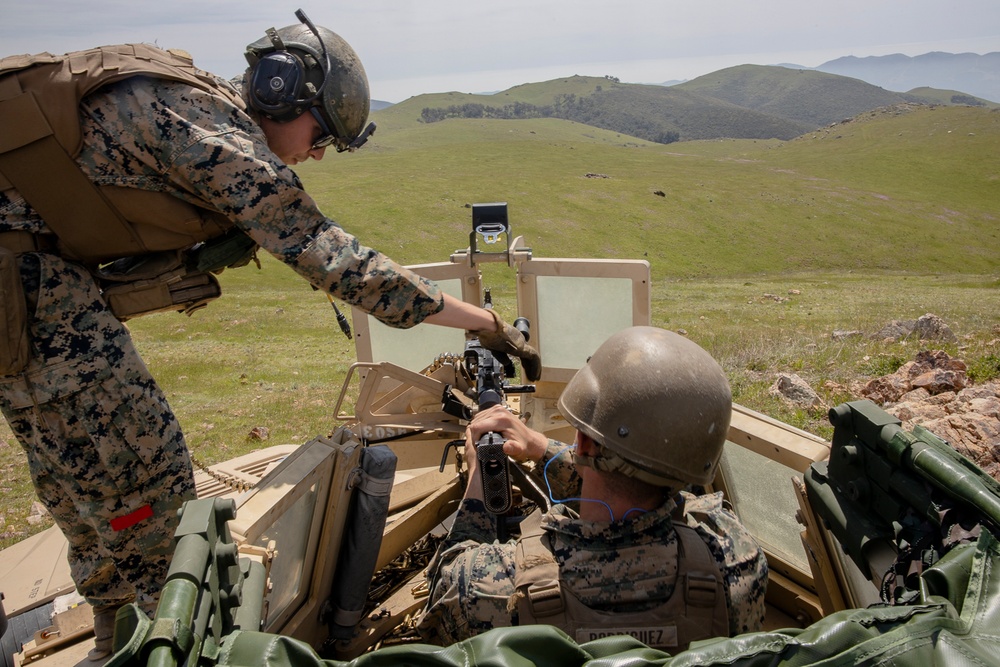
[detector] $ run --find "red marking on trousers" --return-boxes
[110,504,153,531]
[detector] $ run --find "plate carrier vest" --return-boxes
[513,508,730,651]
[0,43,247,265]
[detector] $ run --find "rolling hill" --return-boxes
[675,65,923,127]
[399,67,993,145]
[297,102,1000,280]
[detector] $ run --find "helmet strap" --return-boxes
[265,27,286,51]
[580,448,685,490]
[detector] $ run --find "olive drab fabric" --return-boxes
[514,508,729,650]
[106,529,1000,667]
[0,44,244,264]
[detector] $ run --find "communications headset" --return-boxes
[246,9,375,150]
[247,10,330,120]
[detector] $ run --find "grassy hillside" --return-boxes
[403,68,996,146]
[676,65,915,127]
[904,87,1000,108]
[1,101,998,549]
[402,74,812,142]
[302,104,999,277]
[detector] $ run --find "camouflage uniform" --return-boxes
[0,74,442,607]
[417,440,768,646]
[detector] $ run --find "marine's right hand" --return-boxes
[466,405,548,464]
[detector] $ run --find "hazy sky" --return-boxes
[3,0,998,102]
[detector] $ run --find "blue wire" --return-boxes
[543,443,647,523]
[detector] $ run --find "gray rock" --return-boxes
[769,373,823,410]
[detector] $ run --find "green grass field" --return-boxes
[1,104,998,548]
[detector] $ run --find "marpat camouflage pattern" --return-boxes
[0,62,444,606]
[417,440,768,645]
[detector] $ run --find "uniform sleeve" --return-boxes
[417,498,517,645]
[681,491,769,635]
[78,79,443,328]
[537,439,582,502]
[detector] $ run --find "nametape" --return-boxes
[576,625,678,647]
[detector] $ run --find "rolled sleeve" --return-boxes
[85,78,445,329]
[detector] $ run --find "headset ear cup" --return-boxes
[248,51,306,118]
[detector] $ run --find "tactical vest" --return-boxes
[0,43,247,265]
[513,509,729,651]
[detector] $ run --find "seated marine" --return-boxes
[416,326,768,650]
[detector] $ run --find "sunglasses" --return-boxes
[309,107,340,151]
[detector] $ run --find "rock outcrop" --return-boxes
[860,350,999,481]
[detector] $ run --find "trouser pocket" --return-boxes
[0,247,29,375]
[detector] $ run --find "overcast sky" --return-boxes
[3,0,998,103]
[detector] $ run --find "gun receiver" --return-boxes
[805,399,1000,603]
[464,338,517,514]
[461,295,535,515]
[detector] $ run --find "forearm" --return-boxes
[292,222,444,327]
[422,293,495,331]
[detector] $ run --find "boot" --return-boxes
[88,604,119,661]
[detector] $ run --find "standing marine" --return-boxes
[0,10,538,658]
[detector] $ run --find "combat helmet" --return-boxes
[558,326,732,488]
[244,10,375,151]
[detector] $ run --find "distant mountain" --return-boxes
[404,62,995,145]
[816,52,1000,104]
[371,100,394,111]
[675,65,919,127]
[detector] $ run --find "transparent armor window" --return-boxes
[535,276,635,370]
[719,442,810,577]
[253,483,320,624]
[364,278,467,370]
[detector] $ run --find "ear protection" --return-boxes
[246,10,332,123]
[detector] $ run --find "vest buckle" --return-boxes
[526,579,564,618]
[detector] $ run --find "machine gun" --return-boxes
[465,337,512,514]
[804,399,1000,604]
[468,293,536,515]
[441,290,536,516]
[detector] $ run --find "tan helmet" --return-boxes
[244,11,375,151]
[557,326,731,488]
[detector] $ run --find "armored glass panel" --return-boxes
[719,442,809,576]
[364,278,466,370]
[535,276,634,369]
[254,483,319,625]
